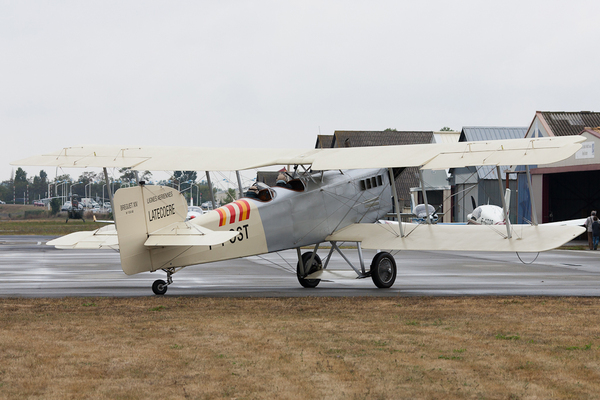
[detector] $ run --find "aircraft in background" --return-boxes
[467,193,510,225]
[12,136,586,295]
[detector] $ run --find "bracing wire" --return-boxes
[516,252,540,264]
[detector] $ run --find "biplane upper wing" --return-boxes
[11,136,585,171]
[327,222,584,252]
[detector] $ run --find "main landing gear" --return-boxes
[296,243,397,289]
[152,267,176,295]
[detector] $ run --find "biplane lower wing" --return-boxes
[327,222,585,253]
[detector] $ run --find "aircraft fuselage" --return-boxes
[149,169,393,270]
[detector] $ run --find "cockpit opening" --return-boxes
[244,182,275,202]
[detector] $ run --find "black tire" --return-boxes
[297,252,322,288]
[152,279,168,295]
[370,252,397,289]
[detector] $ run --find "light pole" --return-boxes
[70,182,82,197]
[180,180,197,206]
[85,182,91,199]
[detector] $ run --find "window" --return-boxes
[359,175,384,191]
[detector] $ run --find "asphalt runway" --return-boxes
[1,235,600,297]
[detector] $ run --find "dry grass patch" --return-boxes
[1,297,599,399]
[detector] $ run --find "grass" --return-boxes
[0,204,111,236]
[0,219,110,236]
[1,296,600,399]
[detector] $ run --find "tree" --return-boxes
[0,184,10,203]
[172,171,198,200]
[31,170,49,201]
[118,168,152,183]
[78,171,98,185]
[118,168,137,183]
[439,127,453,131]
[140,170,152,181]
[13,168,28,203]
[222,188,237,205]
[384,128,398,132]
[50,198,61,215]
[197,182,215,205]
[14,168,27,183]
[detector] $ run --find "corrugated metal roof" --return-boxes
[315,135,334,149]
[541,111,600,136]
[460,127,526,180]
[332,131,433,148]
[461,126,527,142]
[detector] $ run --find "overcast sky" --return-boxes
[2,0,599,182]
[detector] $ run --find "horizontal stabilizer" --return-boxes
[144,221,237,247]
[47,225,118,249]
[327,222,585,253]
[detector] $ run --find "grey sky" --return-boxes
[2,0,599,182]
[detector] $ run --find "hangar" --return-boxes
[519,111,600,224]
[451,127,526,223]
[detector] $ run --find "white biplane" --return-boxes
[12,136,586,294]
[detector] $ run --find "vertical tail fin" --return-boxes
[113,184,188,275]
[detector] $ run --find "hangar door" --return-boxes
[545,170,600,223]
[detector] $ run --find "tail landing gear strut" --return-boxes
[152,267,177,295]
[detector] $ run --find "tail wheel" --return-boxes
[152,279,168,295]
[370,252,397,289]
[297,252,322,288]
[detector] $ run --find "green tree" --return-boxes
[13,168,29,203]
[118,168,137,183]
[0,183,10,203]
[197,182,216,206]
[14,168,27,183]
[50,198,61,215]
[439,127,453,131]
[118,168,152,183]
[222,188,237,205]
[384,128,398,132]
[78,171,98,185]
[31,170,49,201]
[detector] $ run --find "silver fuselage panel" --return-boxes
[256,169,392,252]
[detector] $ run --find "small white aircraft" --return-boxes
[12,136,586,294]
[467,193,510,225]
[409,204,439,224]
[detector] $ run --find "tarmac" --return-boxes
[1,236,599,297]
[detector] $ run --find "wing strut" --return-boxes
[388,168,404,237]
[235,171,244,200]
[102,167,116,228]
[205,171,216,210]
[496,166,512,238]
[418,168,432,224]
[526,165,538,225]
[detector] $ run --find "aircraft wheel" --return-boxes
[297,252,322,288]
[152,279,168,295]
[370,252,397,289]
